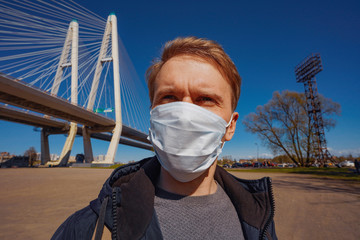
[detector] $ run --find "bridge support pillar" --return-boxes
[104,124,122,164]
[83,126,94,163]
[41,129,50,165]
[58,122,78,166]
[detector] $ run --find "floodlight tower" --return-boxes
[295,53,332,166]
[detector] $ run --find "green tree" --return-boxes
[243,90,340,167]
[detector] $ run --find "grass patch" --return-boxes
[228,167,360,182]
[91,163,125,169]
[107,163,126,169]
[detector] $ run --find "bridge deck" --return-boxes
[0,74,115,128]
[0,75,152,151]
[0,104,69,130]
[0,105,152,150]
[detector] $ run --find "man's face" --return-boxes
[152,55,238,141]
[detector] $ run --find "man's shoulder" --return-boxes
[107,156,159,185]
[215,165,272,193]
[51,206,98,240]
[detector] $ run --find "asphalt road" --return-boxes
[0,168,359,240]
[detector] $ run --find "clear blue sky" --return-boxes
[1,0,359,162]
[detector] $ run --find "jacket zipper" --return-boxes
[112,189,118,240]
[259,177,275,240]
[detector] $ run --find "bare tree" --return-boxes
[243,90,340,166]
[24,147,37,167]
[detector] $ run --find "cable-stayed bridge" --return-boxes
[0,1,152,166]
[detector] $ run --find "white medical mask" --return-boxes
[148,101,232,182]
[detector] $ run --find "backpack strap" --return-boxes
[94,196,109,240]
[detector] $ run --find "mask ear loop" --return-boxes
[221,113,234,148]
[226,113,234,128]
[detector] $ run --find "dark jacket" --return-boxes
[52,157,277,240]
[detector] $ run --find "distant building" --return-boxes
[0,152,14,163]
[95,155,106,162]
[0,152,10,157]
[50,154,59,161]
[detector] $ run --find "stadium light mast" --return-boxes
[295,53,332,166]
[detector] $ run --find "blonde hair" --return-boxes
[146,36,241,110]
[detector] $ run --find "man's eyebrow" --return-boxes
[155,87,177,96]
[195,90,224,102]
[215,94,224,102]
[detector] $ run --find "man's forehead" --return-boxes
[166,54,211,64]
[155,56,225,83]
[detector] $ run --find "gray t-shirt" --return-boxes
[154,184,245,240]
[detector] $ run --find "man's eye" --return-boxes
[198,96,214,102]
[159,95,178,104]
[163,95,177,100]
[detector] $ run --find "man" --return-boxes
[52,37,277,240]
[355,159,360,174]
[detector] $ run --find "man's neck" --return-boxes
[157,161,218,196]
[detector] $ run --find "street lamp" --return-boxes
[255,143,259,162]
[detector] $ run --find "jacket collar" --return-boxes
[214,166,272,230]
[111,157,160,239]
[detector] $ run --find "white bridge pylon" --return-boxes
[49,13,123,166]
[49,19,79,166]
[84,13,123,164]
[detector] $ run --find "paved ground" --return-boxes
[0,168,359,240]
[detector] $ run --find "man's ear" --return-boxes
[224,112,239,141]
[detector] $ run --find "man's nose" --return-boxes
[181,96,194,104]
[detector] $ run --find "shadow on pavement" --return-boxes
[273,174,360,196]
